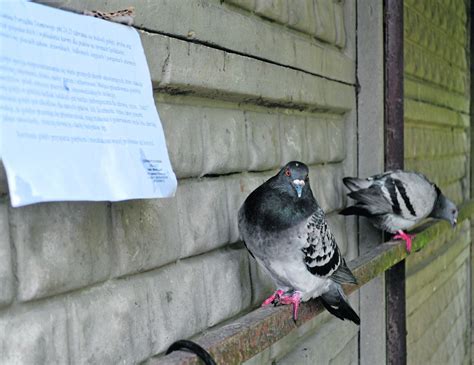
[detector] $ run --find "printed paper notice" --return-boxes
[0,1,177,207]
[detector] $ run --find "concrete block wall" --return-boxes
[406,222,471,364]
[0,1,359,364]
[403,0,471,363]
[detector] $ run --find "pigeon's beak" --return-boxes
[292,179,305,198]
[452,218,457,228]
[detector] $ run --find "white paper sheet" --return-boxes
[0,1,177,207]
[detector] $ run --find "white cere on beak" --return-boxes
[292,179,305,198]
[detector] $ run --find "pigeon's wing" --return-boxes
[342,177,374,192]
[302,213,356,285]
[342,171,396,192]
[386,171,438,219]
[238,206,254,258]
[331,258,357,285]
[345,182,394,216]
[341,170,400,216]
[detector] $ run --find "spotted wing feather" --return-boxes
[302,213,341,277]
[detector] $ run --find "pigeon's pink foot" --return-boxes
[279,291,302,321]
[261,289,284,307]
[393,230,415,252]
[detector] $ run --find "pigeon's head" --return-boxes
[279,161,310,198]
[432,193,458,228]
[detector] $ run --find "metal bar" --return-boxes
[148,200,474,365]
[384,1,404,170]
[469,1,473,362]
[384,0,405,364]
[385,261,406,365]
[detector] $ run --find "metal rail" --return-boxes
[383,0,405,363]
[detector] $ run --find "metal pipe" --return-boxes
[469,2,473,363]
[384,0,406,364]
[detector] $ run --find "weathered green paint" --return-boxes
[149,200,474,365]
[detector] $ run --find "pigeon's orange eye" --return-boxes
[285,169,291,177]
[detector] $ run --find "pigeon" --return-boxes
[238,161,359,324]
[339,170,458,252]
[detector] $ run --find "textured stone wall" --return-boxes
[0,1,360,364]
[404,0,471,363]
[3,1,469,364]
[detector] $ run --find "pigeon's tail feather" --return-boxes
[348,189,376,203]
[321,284,360,325]
[330,259,357,285]
[339,205,373,217]
[320,293,360,325]
[343,177,372,192]
[166,340,216,365]
[347,188,391,215]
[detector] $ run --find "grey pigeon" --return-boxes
[339,170,458,251]
[238,161,359,324]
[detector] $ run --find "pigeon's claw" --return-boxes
[279,291,302,321]
[261,289,284,307]
[393,230,415,253]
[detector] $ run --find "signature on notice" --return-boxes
[140,149,168,191]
